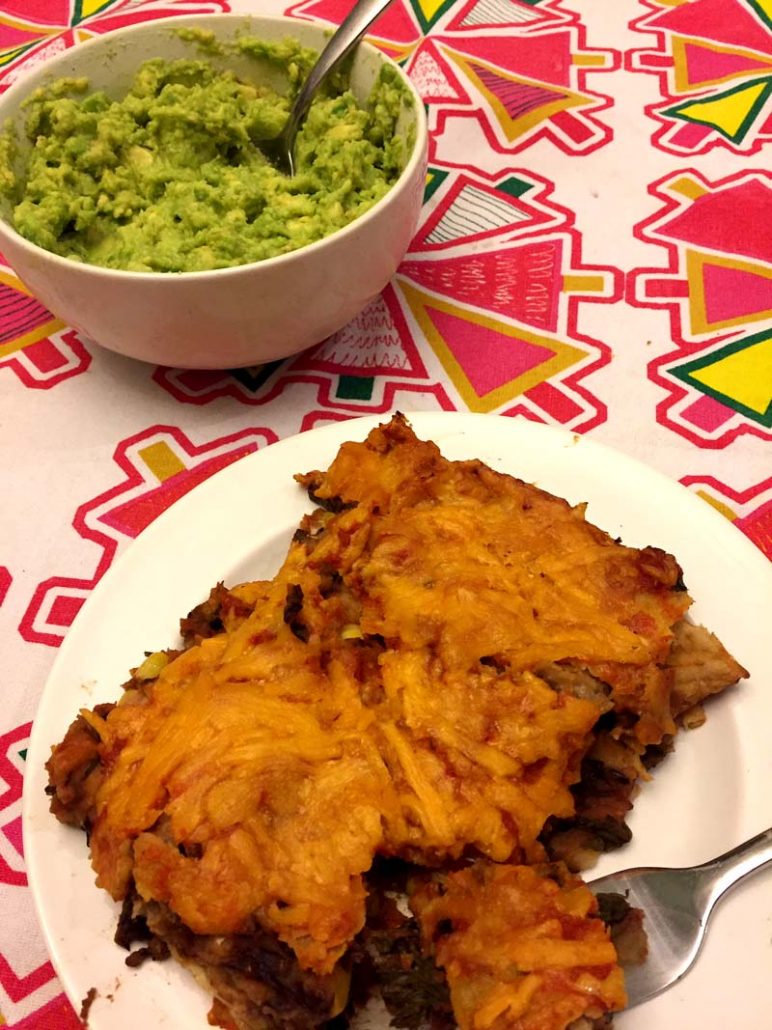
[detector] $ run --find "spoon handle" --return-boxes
[285,0,397,143]
[697,826,772,913]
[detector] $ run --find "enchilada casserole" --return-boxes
[46,415,747,1029]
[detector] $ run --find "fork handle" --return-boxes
[697,826,772,915]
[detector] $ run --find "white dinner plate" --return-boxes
[23,412,772,1029]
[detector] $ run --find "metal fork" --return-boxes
[589,826,772,1007]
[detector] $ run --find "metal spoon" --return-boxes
[260,0,397,175]
[589,826,772,1008]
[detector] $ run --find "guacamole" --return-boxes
[0,35,412,272]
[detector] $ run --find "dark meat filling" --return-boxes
[595,893,648,968]
[180,583,255,646]
[350,869,454,1030]
[283,583,309,643]
[120,891,344,1030]
[44,703,115,831]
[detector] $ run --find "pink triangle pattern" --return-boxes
[429,307,554,395]
[684,40,772,85]
[630,170,772,446]
[0,22,47,50]
[702,262,772,323]
[630,0,772,155]
[659,179,772,264]
[401,240,563,331]
[407,40,471,104]
[440,31,573,87]
[0,281,54,344]
[646,0,772,55]
[410,48,465,101]
[284,0,420,45]
[295,295,427,376]
[681,475,772,559]
[736,497,772,557]
[472,62,570,119]
[0,0,69,19]
[2,814,23,857]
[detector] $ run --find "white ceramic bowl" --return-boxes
[0,14,427,368]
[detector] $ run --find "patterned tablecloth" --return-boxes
[1,0,770,1026]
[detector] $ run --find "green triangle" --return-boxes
[73,0,118,26]
[0,43,34,69]
[408,0,459,33]
[498,175,535,198]
[424,168,449,204]
[337,375,374,400]
[664,77,772,142]
[19,748,27,761]
[671,328,772,427]
[232,359,284,392]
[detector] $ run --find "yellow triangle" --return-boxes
[397,279,586,413]
[0,44,30,68]
[677,80,768,137]
[690,337,772,415]
[416,0,448,23]
[79,0,114,16]
[752,0,772,18]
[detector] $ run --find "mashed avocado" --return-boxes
[0,35,412,272]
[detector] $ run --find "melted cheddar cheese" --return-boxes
[411,862,627,1030]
